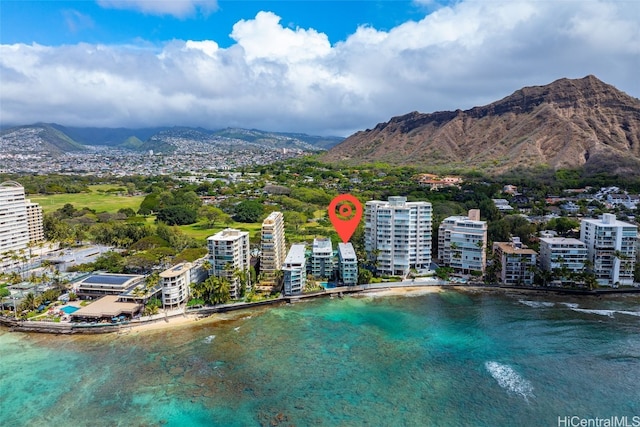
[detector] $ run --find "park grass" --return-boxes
[29,185,144,214]
[177,220,263,244]
[177,219,335,245]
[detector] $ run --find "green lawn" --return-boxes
[29,185,144,214]
[178,220,263,244]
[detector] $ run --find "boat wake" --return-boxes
[485,361,534,401]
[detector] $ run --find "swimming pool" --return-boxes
[60,306,80,314]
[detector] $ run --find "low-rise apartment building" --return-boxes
[338,242,358,286]
[538,237,587,273]
[283,244,307,295]
[493,238,537,285]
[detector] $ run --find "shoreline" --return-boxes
[2,283,639,335]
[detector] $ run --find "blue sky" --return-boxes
[1,1,435,47]
[1,1,638,135]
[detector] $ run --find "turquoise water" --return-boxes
[60,305,80,314]
[1,289,639,426]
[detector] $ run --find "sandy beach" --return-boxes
[123,285,448,334]
[125,313,200,333]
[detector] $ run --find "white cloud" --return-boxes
[97,0,218,18]
[1,1,638,136]
[230,11,331,62]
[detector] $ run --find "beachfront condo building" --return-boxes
[538,237,588,274]
[365,196,433,276]
[283,244,307,295]
[338,242,358,286]
[260,211,286,282]
[159,262,192,308]
[580,214,637,286]
[438,209,487,274]
[0,181,31,270]
[25,200,44,244]
[207,228,251,299]
[311,237,333,279]
[493,238,537,286]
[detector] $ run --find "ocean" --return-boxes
[1,289,639,427]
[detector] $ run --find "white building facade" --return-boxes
[580,214,637,286]
[283,244,307,295]
[260,211,286,282]
[338,242,358,286]
[438,210,487,274]
[365,196,432,276]
[538,237,588,273]
[311,238,333,279]
[0,181,31,270]
[159,263,192,308]
[207,228,250,299]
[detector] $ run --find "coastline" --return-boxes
[2,282,639,335]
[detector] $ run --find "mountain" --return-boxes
[0,124,344,155]
[0,123,85,155]
[322,76,640,175]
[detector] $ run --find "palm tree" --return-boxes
[21,292,37,312]
[202,276,230,305]
[202,260,212,277]
[233,268,251,298]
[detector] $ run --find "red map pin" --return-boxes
[328,194,363,243]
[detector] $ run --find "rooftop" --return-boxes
[159,262,192,278]
[72,295,141,319]
[285,244,306,264]
[79,274,143,286]
[493,242,537,255]
[338,242,357,259]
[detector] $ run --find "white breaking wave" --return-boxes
[617,311,640,317]
[203,335,216,344]
[571,308,616,317]
[560,302,579,309]
[485,361,535,401]
[570,308,640,318]
[518,300,555,308]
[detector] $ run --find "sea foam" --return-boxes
[203,335,216,344]
[485,361,535,401]
[518,300,555,308]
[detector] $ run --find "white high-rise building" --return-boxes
[25,200,44,244]
[0,181,31,270]
[207,228,250,298]
[580,214,637,286]
[260,212,286,282]
[365,196,432,276]
[283,244,307,295]
[438,209,487,274]
[538,237,587,273]
[311,238,333,279]
[338,242,358,286]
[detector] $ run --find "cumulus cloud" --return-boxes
[97,0,218,18]
[1,1,638,136]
